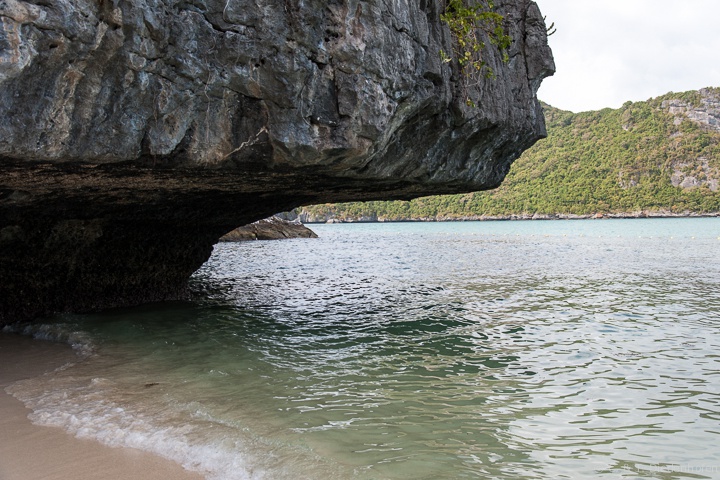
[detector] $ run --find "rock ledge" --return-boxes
[0,0,553,322]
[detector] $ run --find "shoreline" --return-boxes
[0,333,205,480]
[303,211,720,223]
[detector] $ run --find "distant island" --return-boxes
[300,87,720,222]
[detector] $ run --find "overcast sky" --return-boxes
[534,0,720,112]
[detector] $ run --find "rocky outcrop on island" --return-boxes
[661,88,720,133]
[0,0,554,322]
[661,88,720,192]
[220,216,317,241]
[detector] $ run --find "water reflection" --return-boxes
[9,219,720,479]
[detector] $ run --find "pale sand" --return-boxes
[0,333,206,480]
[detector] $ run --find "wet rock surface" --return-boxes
[220,216,317,241]
[0,0,554,322]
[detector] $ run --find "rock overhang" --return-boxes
[0,0,554,322]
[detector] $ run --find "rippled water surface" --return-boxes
[7,219,720,479]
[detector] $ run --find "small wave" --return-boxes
[2,321,96,357]
[6,369,351,480]
[6,376,267,480]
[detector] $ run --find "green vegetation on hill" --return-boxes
[301,88,720,221]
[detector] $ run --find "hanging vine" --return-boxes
[440,0,512,106]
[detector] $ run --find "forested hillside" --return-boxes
[301,88,720,222]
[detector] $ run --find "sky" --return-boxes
[534,0,720,112]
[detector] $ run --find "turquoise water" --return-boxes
[6,218,720,479]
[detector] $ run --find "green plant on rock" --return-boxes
[440,0,511,106]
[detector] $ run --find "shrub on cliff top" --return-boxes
[440,0,511,106]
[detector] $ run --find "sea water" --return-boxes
[5,218,720,479]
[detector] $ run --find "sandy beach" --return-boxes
[0,332,205,480]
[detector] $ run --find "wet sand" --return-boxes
[0,333,205,480]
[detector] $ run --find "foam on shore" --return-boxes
[0,326,336,480]
[0,332,206,480]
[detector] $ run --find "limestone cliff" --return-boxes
[0,0,554,322]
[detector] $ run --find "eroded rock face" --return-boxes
[0,0,554,322]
